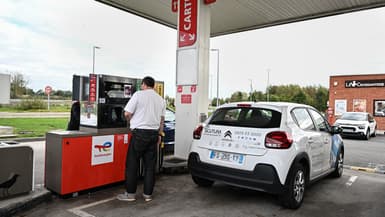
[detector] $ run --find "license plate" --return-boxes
[209,150,244,165]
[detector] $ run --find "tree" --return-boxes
[230,91,248,102]
[10,72,29,98]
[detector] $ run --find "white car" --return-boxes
[188,102,344,209]
[334,112,377,140]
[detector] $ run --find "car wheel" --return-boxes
[191,175,214,187]
[331,151,344,178]
[280,163,306,209]
[364,129,370,140]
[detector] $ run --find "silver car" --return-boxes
[334,112,377,140]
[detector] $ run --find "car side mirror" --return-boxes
[331,125,342,134]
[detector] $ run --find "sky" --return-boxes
[1,0,385,99]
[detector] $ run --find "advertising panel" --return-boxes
[353,99,366,112]
[335,99,347,116]
[374,100,385,116]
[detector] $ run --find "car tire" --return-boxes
[280,163,306,209]
[364,129,370,140]
[331,150,344,178]
[192,175,214,187]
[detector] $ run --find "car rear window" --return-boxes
[208,107,281,128]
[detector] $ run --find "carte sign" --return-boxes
[178,0,197,48]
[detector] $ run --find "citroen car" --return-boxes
[188,102,344,209]
[334,112,376,140]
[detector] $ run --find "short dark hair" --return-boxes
[142,76,155,88]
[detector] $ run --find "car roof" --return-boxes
[343,112,368,115]
[218,101,314,111]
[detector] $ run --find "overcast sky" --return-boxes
[1,0,385,98]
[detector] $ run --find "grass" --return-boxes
[0,118,68,138]
[0,105,71,112]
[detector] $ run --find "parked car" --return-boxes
[163,108,175,153]
[334,112,377,140]
[188,102,344,209]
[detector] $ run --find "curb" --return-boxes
[0,137,45,143]
[344,165,385,174]
[0,189,52,217]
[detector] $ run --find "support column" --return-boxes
[174,0,211,159]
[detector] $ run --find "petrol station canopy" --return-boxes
[96,0,385,37]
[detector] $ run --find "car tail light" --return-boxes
[265,131,293,149]
[237,103,251,107]
[193,125,203,140]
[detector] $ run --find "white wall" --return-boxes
[0,73,11,104]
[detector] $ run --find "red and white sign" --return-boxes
[327,107,334,115]
[45,85,52,95]
[89,74,97,102]
[171,0,178,12]
[177,85,183,93]
[178,0,197,48]
[190,85,196,93]
[181,94,192,104]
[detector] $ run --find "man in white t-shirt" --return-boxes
[117,76,165,202]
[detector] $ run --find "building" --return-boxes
[329,74,385,130]
[0,73,10,104]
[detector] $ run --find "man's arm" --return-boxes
[158,116,165,136]
[125,111,132,121]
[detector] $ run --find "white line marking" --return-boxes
[346,175,358,186]
[67,197,115,217]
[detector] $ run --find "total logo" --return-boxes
[94,141,112,152]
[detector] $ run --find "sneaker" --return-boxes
[143,194,153,202]
[117,192,136,201]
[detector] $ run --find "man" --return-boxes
[117,76,165,202]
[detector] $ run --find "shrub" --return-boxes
[16,98,46,110]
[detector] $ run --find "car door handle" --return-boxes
[308,138,314,144]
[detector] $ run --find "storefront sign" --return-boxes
[345,79,385,88]
[91,135,114,165]
[178,0,197,47]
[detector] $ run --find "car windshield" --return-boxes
[340,113,367,121]
[165,109,175,122]
[209,107,281,128]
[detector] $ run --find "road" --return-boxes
[16,169,385,217]
[343,135,385,172]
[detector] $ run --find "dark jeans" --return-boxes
[125,129,158,195]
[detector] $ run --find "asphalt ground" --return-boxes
[0,137,383,217]
[14,169,385,217]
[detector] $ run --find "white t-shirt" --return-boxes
[124,89,166,130]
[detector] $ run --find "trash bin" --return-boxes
[0,144,33,198]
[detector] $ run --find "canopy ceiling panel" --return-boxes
[96,0,385,37]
